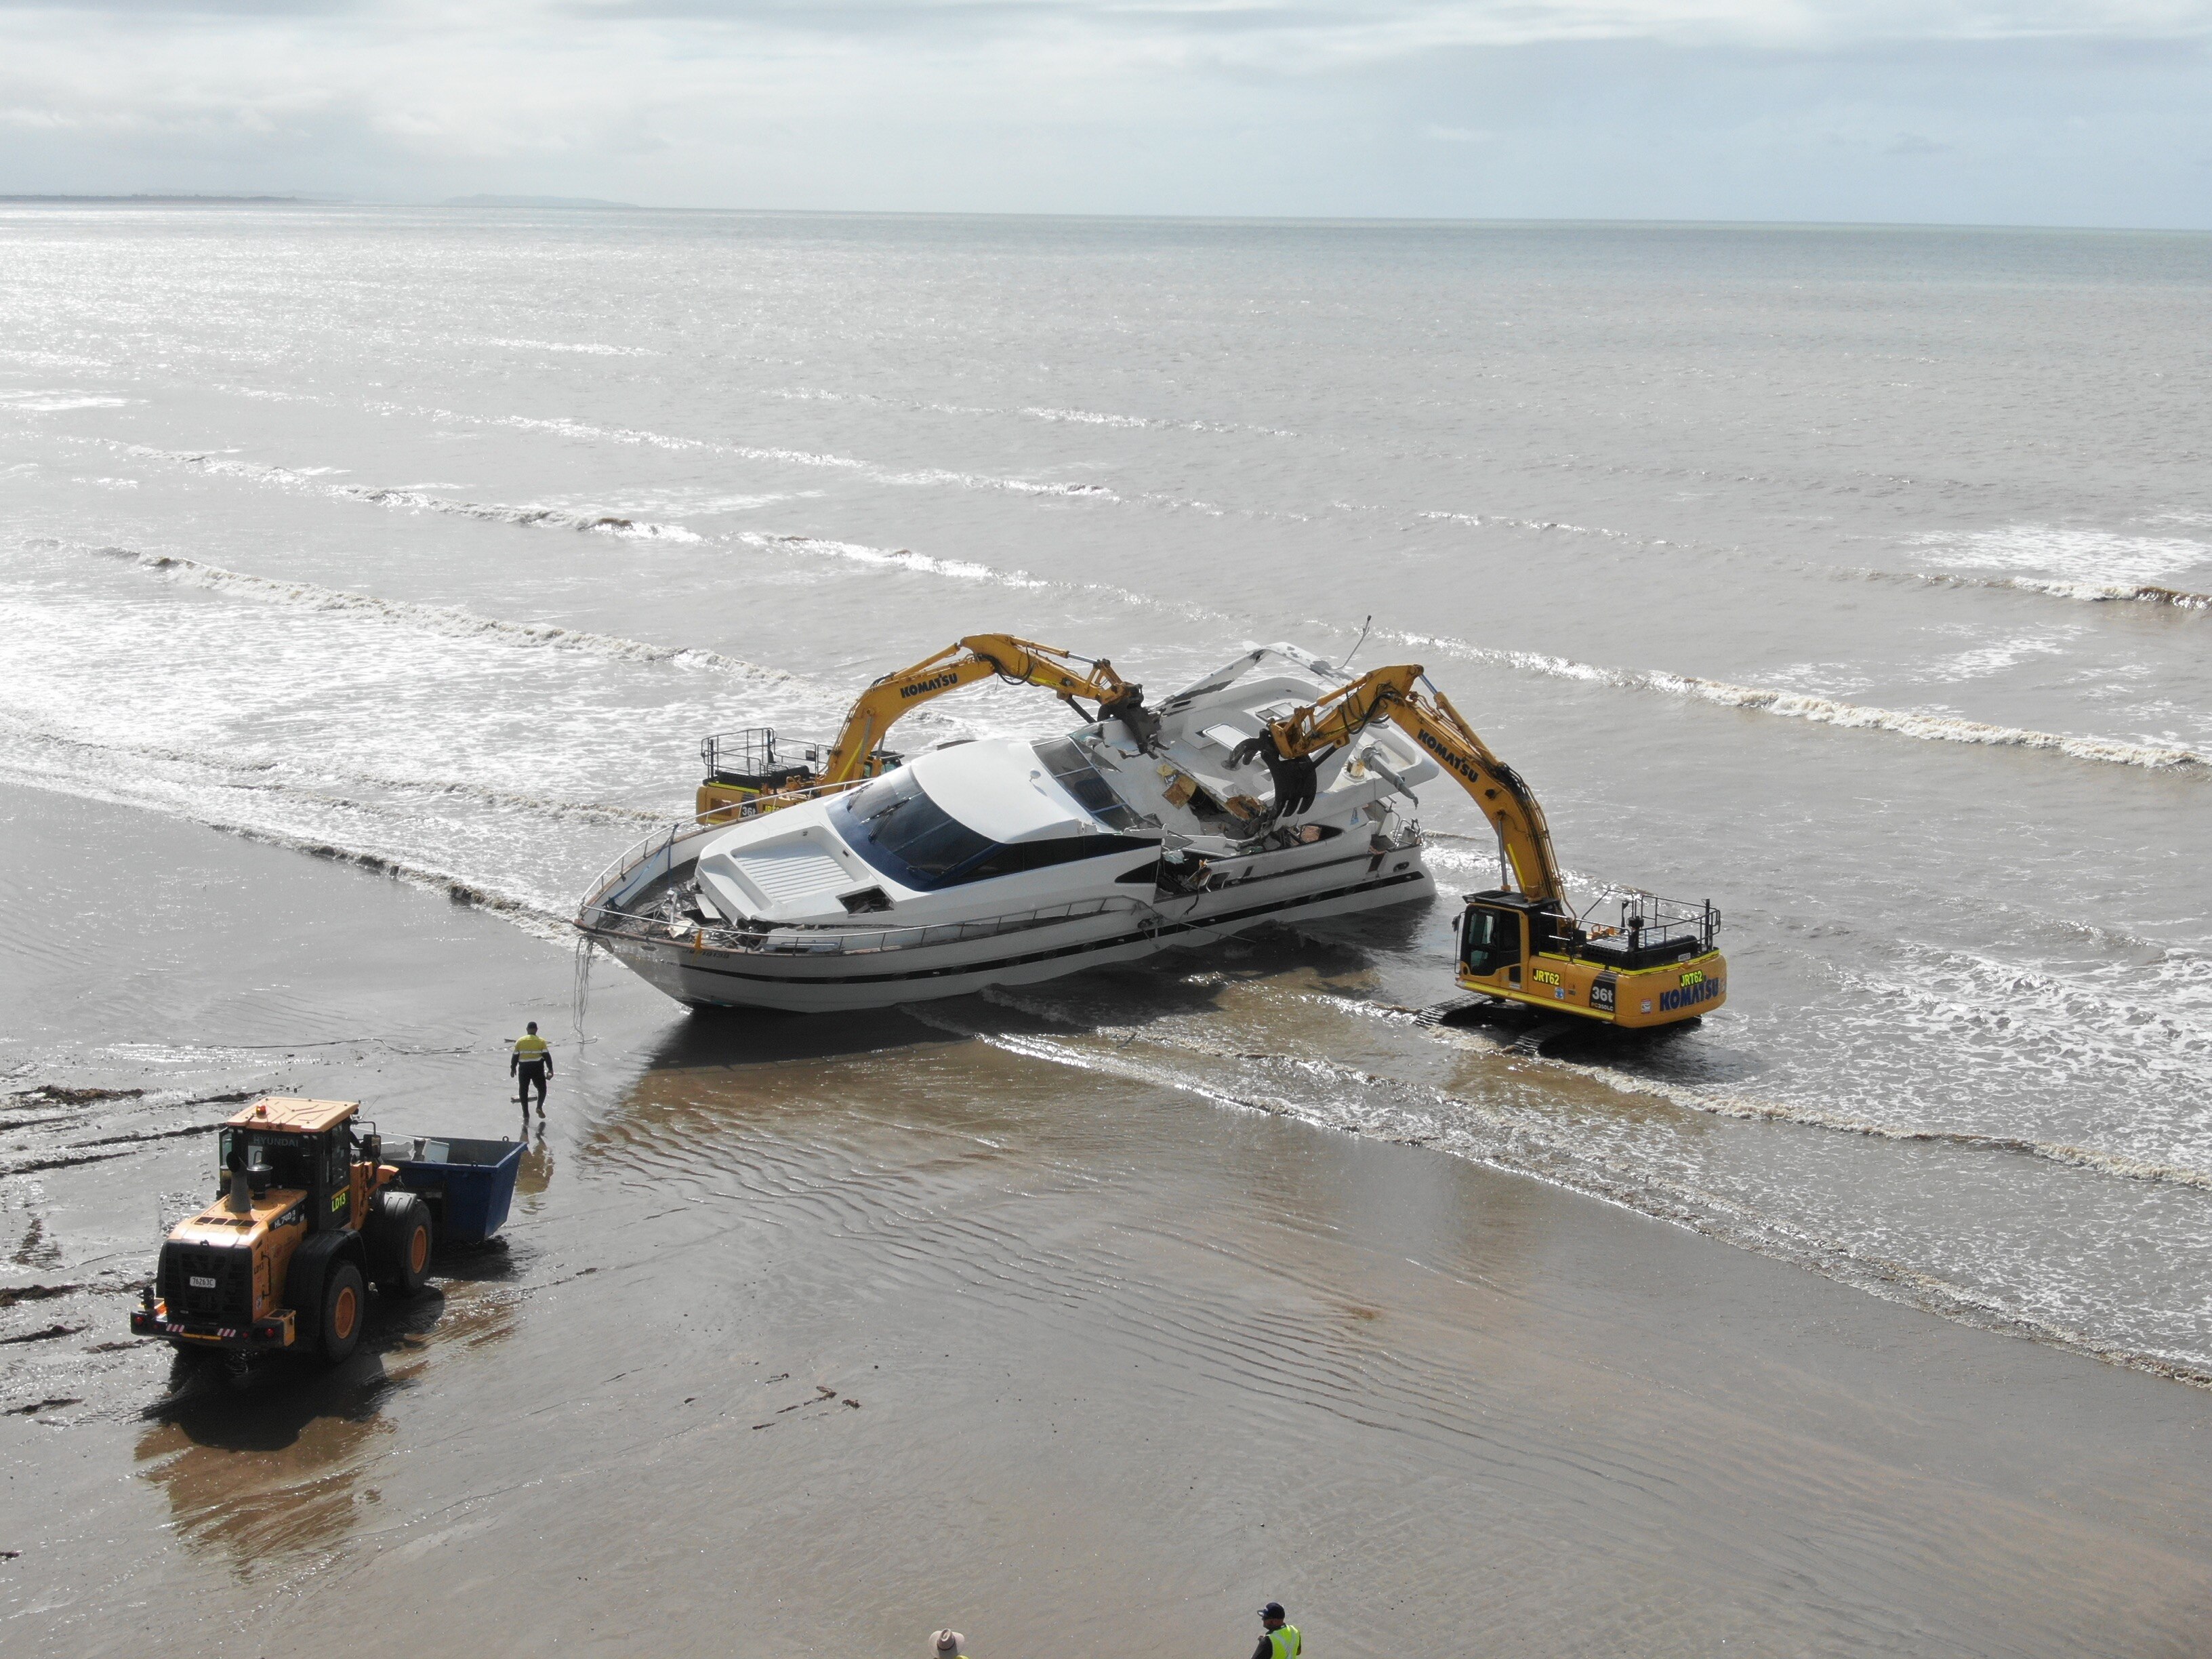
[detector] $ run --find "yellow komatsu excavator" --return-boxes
[1252,664,1726,1029]
[696,634,1143,823]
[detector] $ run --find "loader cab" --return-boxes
[214,1099,375,1234]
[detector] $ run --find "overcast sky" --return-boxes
[4,1,2211,225]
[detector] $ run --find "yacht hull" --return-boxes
[603,859,1433,1014]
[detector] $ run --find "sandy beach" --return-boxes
[7,784,2212,1658]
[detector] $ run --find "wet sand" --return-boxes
[7,785,2212,1657]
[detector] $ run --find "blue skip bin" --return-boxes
[390,1135,524,1247]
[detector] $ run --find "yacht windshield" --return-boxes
[832,764,1155,892]
[1032,737,1139,830]
[833,769,997,887]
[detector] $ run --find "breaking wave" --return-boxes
[737,531,1247,628]
[1378,626,2211,771]
[1858,567,2212,612]
[398,407,1119,500]
[718,534,2203,774]
[1533,1048,2212,1191]
[759,384,1296,437]
[72,541,787,679]
[2,715,667,828]
[116,444,703,541]
[1017,405,1296,438]
[739,532,1049,588]
[1415,507,1687,547]
[1309,984,2212,1193]
[1910,525,2212,587]
[477,337,660,356]
[0,743,571,939]
[917,1008,2212,1389]
[1,391,135,412]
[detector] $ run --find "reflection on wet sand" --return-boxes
[134,1254,528,1571]
[515,1137,554,1209]
[136,1353,398,1572]
[544,1022,2197,1656]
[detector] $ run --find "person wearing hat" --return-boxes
[929,1631,967,1658]
[1249,1602,1300,1659]
[510,1021,553,1120]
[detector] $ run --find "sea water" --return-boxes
[3,205,2207,1375]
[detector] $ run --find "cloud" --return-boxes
[0,0,2209,221]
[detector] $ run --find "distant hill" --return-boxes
[445,194,638,209]
[0,193,306,204]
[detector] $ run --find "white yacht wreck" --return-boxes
[576,641,1438,1014]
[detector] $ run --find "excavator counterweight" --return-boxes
[1258,663,1727,1030]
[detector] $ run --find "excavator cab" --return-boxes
[1457,888,1725,1029]
[1460,896,1536,980]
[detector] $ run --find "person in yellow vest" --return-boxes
[1248,1602,1300,1659]
[510,1022,554,1119]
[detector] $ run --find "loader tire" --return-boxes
[369,1191,434,1296]
[318,1260,366,1364]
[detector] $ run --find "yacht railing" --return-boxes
[576,802,1162,958]
[577,781,865,915]
[582,888,1155,959]
[577,791,1430,963]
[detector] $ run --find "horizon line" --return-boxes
[4,194,2209,237]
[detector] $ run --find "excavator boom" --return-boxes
[817,634,1131,785]
[1263,663,1723,1030]
[696,634,1139,822]
[1261,665,1565,900]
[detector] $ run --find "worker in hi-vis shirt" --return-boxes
[511,1021,553,1119]
[1248,1603,1300,1659]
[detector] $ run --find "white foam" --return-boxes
[403,406,1118,500]
[1306,987,2212,1193]
[1860,567,2212,611]
[211,384,323,403]
[1912,525,2212,586]
[0,743,573,939]
[6,717,666,833]
[0,349,114,369]
[1378,626,2211,772]
[1019,405,1294,438]
[1416,508,1679,546]
[1925,632,2077,682]
[477,337,660,356]
[733,531,1246,629]
[754,385,1294,437]
[1021,406,1155,429]
[1,393,135,412]
[1534,1051,2212,1192]
[926,1008,2212,1385]
[116,443,703,541]
[741,532,1050,589]
[73,542,786,678]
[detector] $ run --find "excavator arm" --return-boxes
[697,634,1141,821]
[815,634,1134,786]
[1259,665,1565,900]
[1265,661,1723,1030]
